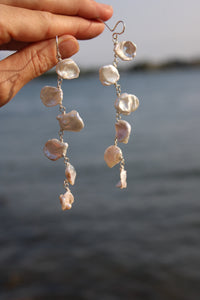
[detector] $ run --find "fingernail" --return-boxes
[58,36,79,58]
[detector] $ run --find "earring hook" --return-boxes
[104,20,126,39]
[56,35,62,62]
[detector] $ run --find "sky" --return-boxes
[76,0,200,68]
[0,0,200,68]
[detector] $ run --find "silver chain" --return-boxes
[56,36,71,192]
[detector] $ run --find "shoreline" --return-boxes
[41,57,200,77]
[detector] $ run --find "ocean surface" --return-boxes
[0,69,200,300]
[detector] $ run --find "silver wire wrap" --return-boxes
[56,36,62,62]
[103,20,126,40]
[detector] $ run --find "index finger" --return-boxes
[0,0,113,21]
[0,4,106,45]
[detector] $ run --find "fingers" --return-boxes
[0,0,113,21]
[0,4,105,46]
[0,35,79,107]
[0,0,113,107]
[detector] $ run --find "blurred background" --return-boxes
[0,0,200,299]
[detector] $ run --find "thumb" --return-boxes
[0,35,79,107]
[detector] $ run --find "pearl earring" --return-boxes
[40,36,84,211]
[99,21,139,189]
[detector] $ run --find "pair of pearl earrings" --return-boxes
[40,21,139,211]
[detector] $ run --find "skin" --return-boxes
[0,0,113,107]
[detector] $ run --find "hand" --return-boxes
[0,0,113,107]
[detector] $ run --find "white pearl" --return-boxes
[104,145,123,168]
[40,86,63,107]
[56,59,80,79]
[56,110,84,132]
[59,191,74,210]
[114,41,137,61]
[65,163,76,186]
[43,139,68,161]
[115,93,139,115]
[116,168,127,189]
[115,120,131,144]
[99,65,120,86]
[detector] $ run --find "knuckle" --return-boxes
[28,42,56,78]
[0,5,11,45]
[39,10,54,37]
[0,20,10,46]
[30,50,49,77]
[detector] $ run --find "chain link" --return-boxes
[59,104,66,114]
[57,76,63,89]
[64,179,70,191]
[112,36,122,99]
[59,129,64,143]
[120,157,125,171]
[64,156,70,167]
[116,111,121,122]
[114,82,121,97]
[113,34,122,146]
[112,37,119,69]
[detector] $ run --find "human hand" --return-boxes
[0,0,113,107]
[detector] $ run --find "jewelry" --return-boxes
[99,21,139,189]
[40,20,138,210]
[40,36,84,211]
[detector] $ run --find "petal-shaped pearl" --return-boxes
[104,145,123,168]
[116,169,127,189]
[40,86,63,107]
[56,110,84,132]
[115,93,139,115]
[99,65,120,86]
[56,58,80,79]
[115,120,131,144]
[43,139,68,161]
[65,163,76,186]
[59,190,74,210]
[114,41,137,61]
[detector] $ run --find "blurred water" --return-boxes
[0,69,200,300]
